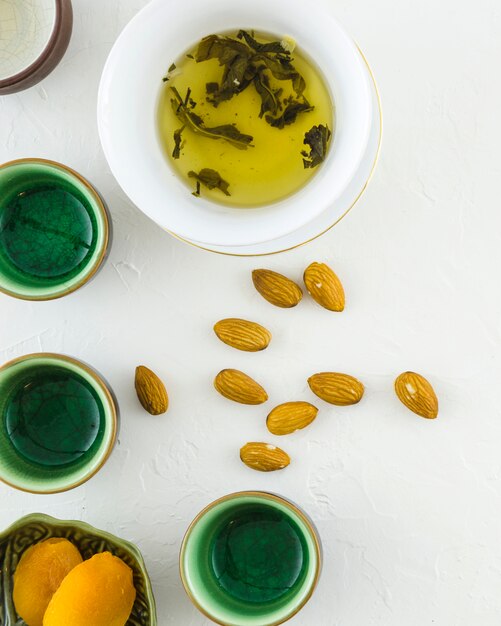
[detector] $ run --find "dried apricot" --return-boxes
[13,538,83,626]
[43,552,136,626]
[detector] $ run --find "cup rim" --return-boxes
[0,352,118,494]
[179,490,322,626]
[0,158,110,301]
[0,0,63,89]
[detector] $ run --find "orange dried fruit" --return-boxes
[43,552,136,626]
[13,538,83,626]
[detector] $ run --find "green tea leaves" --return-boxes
[302,124,332,168]
[171,87,253,149]
[189,169,231,196]
[172,126,185,159]
[253,70,283,118]
[266,98,314,129]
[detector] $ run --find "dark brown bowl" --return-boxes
[0,0,73,96]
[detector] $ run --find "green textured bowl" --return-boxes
[180,491,322,626]
[0,353,118,494]
[0,513,157,626]
[0,158,110,301]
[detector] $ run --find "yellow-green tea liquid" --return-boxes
[158,32,334,207]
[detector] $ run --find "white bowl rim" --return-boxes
[98,0,373,247]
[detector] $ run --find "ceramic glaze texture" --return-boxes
[210,504,309,604]
[0,355,117,493]
[180,493,320,625]
[0,0,56,80]
[0,160,109,300]
[1,0,501,625]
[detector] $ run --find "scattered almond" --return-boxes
[214,369,268,405]
[394,371,438,419]
[267,401,318,435]
[240,442,290,472]
[252,269,303,308]
[308,372,364,405]
[214,318,271,352]
[303,262,345,312]
[135,365,169,415]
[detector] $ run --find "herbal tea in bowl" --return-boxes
[98,0,374,247]
[180,491,321,626]
[158,30,333,207]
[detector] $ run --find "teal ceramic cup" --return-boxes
[0,158,110,300]
[180,491,322,626]
[0,353,118,494]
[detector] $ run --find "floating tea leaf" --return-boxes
[172,126,185,159]
[188,168,231,196]
[302,124,331,168]
[266,98,313,128]
[171,87,253,149]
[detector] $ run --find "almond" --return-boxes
[394,371,438,419]
[214,318,271,352]
[214,369,268,405]
[240,442,290,472]
[308,372,364,405]
[267,401,318,435]
[303,262,345,311]
[135,365,169,415]
[252,269,303,308]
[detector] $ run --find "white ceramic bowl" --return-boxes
[98,0,373,248]
[178,49,382,256]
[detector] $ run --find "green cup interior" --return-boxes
[0,160,108,300]
[180,492,320,626]
[0,354,117,493]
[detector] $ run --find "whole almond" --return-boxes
[240,442,290,472]
[394,371,438,419]
[214,318,271,352]
[135,365,169,415]
[252,269,303,308]
[214,369,268,405]
[308,372,364,405]
[267,401,318,435]
[303,262,345,312]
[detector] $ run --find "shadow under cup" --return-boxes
[0,159,110,300]
[0,354,118,494]
[180,492,321,626]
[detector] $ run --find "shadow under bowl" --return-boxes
[0,513,157,625]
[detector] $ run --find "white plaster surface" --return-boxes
[1,0,501,624]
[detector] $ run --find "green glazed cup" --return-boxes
[180,491,322,626]
[0,353,118,494]
[0,513,157,625]
[0,158,110,301]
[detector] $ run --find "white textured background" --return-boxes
[1,0,501,624]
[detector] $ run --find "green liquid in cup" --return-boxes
[0,180,98,285]
[2,365,106,469]
[210,503,309,605]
